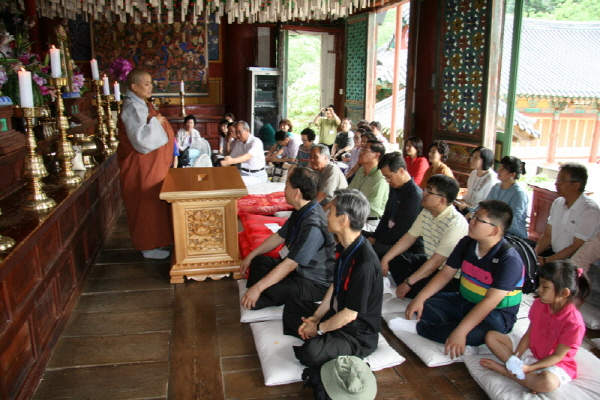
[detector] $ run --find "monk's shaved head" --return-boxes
[126,68,151,89]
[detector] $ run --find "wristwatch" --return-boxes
[404,278,413,288]
[317,323,324,336]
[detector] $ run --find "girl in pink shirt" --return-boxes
[481,260,590,393]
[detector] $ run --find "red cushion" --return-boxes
[237,192,294,215]
[238,213,289,258]
[238,231,252,259]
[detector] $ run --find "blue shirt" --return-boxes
[486,183,529,239]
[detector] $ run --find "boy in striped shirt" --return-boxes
[405,200,524,359]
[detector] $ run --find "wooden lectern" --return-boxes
[159,166,248,283]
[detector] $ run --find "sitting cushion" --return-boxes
[382,296,534,367]
[238,214,288,259]
[238,279,284,323]
[239,231,251,260]
[251,320,405,386]
[463,348,600,399]
[237,192,295,215]
[381,276,411,316]
[580,303,600,330]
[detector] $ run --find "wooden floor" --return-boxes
[37,207,600,400]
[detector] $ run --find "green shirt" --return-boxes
[318,118,339,146]
[348,166,389,218]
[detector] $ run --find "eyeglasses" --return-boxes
[359,148,373,154]
[470,215,497,227]
[555,178,575,184]
[424,188,445,197]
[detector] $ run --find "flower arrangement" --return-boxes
[108,57,133,83]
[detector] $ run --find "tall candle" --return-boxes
[18,68,34,108]
[102,75,110,95]
[113,81,121,101]
[180,80,184,92]
[49,45,61,78]
[90,59,99,80]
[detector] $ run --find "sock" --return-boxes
[141,248,170,259]
[388,317,418,334]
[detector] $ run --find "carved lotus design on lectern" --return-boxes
[186,208,225,253]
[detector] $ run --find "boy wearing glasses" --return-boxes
[381,175,468,299]
[405,200,524,358]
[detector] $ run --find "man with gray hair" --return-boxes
[221,120,267,182]
[283,189,383,367]
[309,144,348,206]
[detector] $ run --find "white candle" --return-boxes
[18,68,34,108]
[180,80,184,92]
[113,81,121,101]
[90,59,99,80]
[102,75,110,95]
[50,45,61,78]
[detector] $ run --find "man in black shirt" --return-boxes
[363,152,424,259]
[240,167,336,310]
[283,189,383,367]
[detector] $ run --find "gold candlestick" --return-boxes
[103,94,119,152]
[116,100,123,116]
[14,106,57,211]
[180,91,186,117]
[49,77,83,186]
[0,208,16,252]
[92,80,110,157]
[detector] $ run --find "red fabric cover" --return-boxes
[238,231,252,259]
[237,192,294,215]
[238,213,288,259]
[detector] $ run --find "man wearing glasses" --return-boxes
[534,163,600,267]
[381,175,468,299]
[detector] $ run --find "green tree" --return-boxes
[552,0,600,20]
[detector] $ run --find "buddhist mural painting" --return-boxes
[93,17,208,95]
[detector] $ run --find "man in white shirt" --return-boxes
[221,120,268,182]
[535,163,600,266]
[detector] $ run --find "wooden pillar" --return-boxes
[389,4,403,145]
[589,112,600,163]
[547,110,561,164]
[24,0,42,55]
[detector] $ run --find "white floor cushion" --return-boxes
[463,347,600,400]
[245,181,286,195]
[382,304,532,367]
[238,279,284,323]
[580,303,600,329]
[251,320,405,386]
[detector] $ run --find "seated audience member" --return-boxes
[345,131,376,180]
[267,130,301,164]
[313,105,341,150]
[572,230,600,273]
[364,152,423,259]
[283,189,383,367]
[342,128,363,172]
[357,119,370,129]
[218,119,234,155]
[535,162,600,266]
[456,146,498,215]
[240,167,336,310]
[369,121,388,144]
[310,144,348,206]
[404,136,429,187]
[176,115,211,167]
[257,114,277,148]
[265,119,294,160]
[347,140,389,231]
[223,112,235,123]
[226,122,236,155]
[381,175,468,299]
[331,118,354,161]
[295,128,316,168]
[221,120,268,182]
[420,140,454,190]
[482,260,589,394]
[117,68,173,259]
[405,200,524,356]
[486,156,529,239]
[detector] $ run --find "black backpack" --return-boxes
[461,235,539,294]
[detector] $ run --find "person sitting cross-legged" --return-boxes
[240,167,336,310]
[381,174,468,299]
[283,189,383,367]
[405,200,525,358]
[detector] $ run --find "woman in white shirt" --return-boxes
[456,146,498,215]
[176,115,211,167]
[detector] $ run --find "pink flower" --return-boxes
[71,73,84,91]
[108,57,133,82]
[39,85,50,95]
[32,73,46,87]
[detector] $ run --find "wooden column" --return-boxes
[547,110,561,163]
[588,112,600,163]
[389,4,403,145]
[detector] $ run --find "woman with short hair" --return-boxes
[419,140,454,190]
[456,146,498,215]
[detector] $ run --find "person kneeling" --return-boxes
[405,200,524,358]
[283,189,383,367]
[240,167,335,310]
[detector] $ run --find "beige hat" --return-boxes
[320,356,377,400]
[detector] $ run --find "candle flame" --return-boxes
[51,45,56,49]
[20,67,26,71]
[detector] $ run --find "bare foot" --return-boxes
[480,358,512,378]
